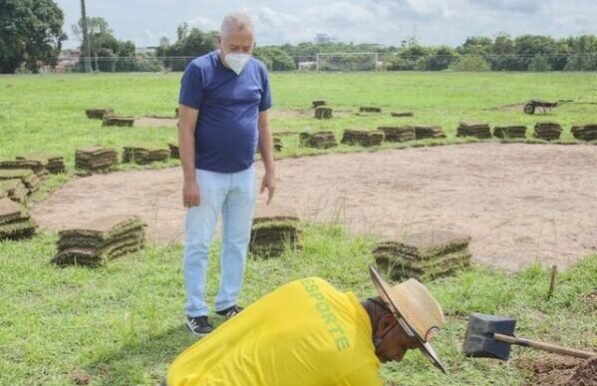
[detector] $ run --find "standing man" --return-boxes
[178,11,275,336]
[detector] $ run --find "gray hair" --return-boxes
[220,11,254,37]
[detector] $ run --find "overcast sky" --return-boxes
[55,0,596,49]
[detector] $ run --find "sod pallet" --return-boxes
[534,122,562,141]
[122,146,169,164]
[314,107,333,120]
[571,124,597,141]
[414,125,447,140]
[52,215,146,266]
[493,125,527,139]
[373,230,472,282]
[391,112,414,117]
[0,198,36,240]
[273,136,283,152]
[0,158,49,179]
[457,121,492,139]
[300,131,337,149]
[250,208,301,258]
[341,129,385,147]
[16,153,66,174]
[0,169,40,193]
[86,108,114,119]
[0,179,28,204]
[75,146,118,172]
[359,106,382,113]
[379,126,416,142]
[168,143,180,159]
[312,100,326,108]
[102,116,135,127]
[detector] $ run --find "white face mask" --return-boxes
[224,53,251,75]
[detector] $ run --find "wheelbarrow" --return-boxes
[523,99,569,114]
[463,313,596,360]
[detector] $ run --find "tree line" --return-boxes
[0,0,595,73]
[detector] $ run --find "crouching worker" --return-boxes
[163,266,446,385]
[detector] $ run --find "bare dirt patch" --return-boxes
[520,356,597,386]
[31,143,597,271]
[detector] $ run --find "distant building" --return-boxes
[314,33,333,44]
[136,46,157,55]
[159,36,170,47]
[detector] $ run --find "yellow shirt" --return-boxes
[168,277,382,386]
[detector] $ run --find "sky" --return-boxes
[55,0,596,49]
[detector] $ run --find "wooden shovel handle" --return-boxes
[494,333,596,359]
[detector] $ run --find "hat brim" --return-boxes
[369,265,446,373]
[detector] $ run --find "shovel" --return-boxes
[463,313,596,360]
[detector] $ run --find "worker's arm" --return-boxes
[258,109,275,205]
[178,104,200,207]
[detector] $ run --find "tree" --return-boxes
[254,47,296,71]
[0,0,65,73]
[490,33,517,71]
[528,56,552,72]
[156,23,217,71]
[449,55,491,72]
[72,17,138,72]
[424,46,458,71]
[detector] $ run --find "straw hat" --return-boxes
[369,265,446,372]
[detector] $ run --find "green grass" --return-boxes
[1,72,595,170]
[1,72,596,385]
[0,225,595,385]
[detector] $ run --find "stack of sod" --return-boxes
[359,106,382,113]
[51,215,146,266]
[379,126,416,142]
[314,106,333,119]
[86,108,114,119]
[168,143,180,159]
[571,124,597,141]
[493,125,527,139]
[301,131,338,149]
[122,146,169,165]
[391,112,414,117]
[17,153,66,174]
[0,179,28,204]
[457,121,492,139]
[373,230,472,282]
[534,122,562,141]
[0,169,40,193]
[102,116,135,127]
[0,198,37,241]
[250,207,301,258]
[0,158,48,179]
[341,129,384,147]
[312,100,326,108]
[75,146,118,172]
[414,125,447,140]
[273,135,283,151]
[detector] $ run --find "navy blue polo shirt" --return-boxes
[179,51,272,173]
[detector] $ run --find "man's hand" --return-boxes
[183,180,200,208]
[260,172,276,205]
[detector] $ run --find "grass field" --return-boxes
[0,72,596,385]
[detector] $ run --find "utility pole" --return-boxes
[80,0,92,72]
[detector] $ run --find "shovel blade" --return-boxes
[463,313,516,360]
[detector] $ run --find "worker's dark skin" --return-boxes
[362,298,419,363]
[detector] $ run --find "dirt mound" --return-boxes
[523,356,597,386]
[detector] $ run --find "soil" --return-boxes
[31,143,597,272]
[522,356,597,386]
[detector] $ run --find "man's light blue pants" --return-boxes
[183,166,256,317]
